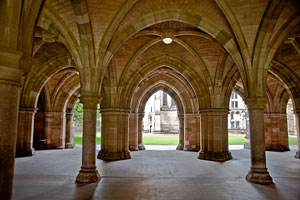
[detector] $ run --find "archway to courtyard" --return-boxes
[141,90,180,150]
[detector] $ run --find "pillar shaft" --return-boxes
[97,108,131,160]
[76,96,100,183]
[44,111,65,149]
[16,108,36,157]
[184,113,199,151]
[264,113,289,151]
[129,112,138,151]
[198,109,232,161]
[294,112,300,158]
[0,48,23,200]
[138,113,145,150]
[176,114,184,150]
[246,102,273,184]
[65,113,74,148]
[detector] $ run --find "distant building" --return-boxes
[228,92,248,134]
[143,91,179,133]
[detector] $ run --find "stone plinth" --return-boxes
[97,108,131,161]
[198,109,232,161]
[264,113,289,151]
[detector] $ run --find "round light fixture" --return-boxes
[162,37,173,44]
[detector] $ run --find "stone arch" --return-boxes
[20,54,74,109]
[117,55,208,109]
[98,8,246,92]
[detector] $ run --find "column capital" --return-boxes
[138,112,145,118]
[0,47,24,86]
[100,108,131,114]
[245,97,266,109]
[19,107,37,114]
[80,96,100,109]
[198,108,229,115]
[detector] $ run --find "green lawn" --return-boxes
[73,133,298,145]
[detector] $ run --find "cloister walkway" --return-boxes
[13,147,300,200]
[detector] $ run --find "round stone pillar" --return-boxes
[76,96,100,183]
[65,113,74,148]
[294,111,300,158]
[129,112,138,151]
[16,107,36,157]
[0,49,23,200]
[97,108,131,160]
[138,113,145,150]
[245,98,273,184]
[176,114,184,150]
[198,109,232,161]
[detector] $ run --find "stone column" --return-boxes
[184,113,200,151]
[129,112,138,151]
[198,109,232,161]
[16,107,36,157]
[138,113,145,150]
[246,99,273,184]
[65,113,74,148]
[176,114,184,150]
[264,113,289,151]
[43,111,53,149]
[44,111,65,149]
[76,96,100,183]
[0,49,23,200]
[294,111,300,158]
[97,108,131,160]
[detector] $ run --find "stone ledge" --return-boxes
[198,151,232,161]
[97,150,131,161]
[246,168,273,184]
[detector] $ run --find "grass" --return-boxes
[73,133,298,145]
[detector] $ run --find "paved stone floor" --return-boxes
[13,147,300,200]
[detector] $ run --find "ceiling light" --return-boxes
[163,37,173,44]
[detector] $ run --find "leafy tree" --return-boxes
[73,99,83,123]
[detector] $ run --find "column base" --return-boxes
[198,151,232,161]
[65,143,74,149]
[176,144,184,150]
[129,146,139,151]
[76,168,100,183]
[266,145,290,152]
[138,144,145,150]
[15,149,34,157]
[97,150,131,161]
[295,151,300,159]
[246,168,273,184]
